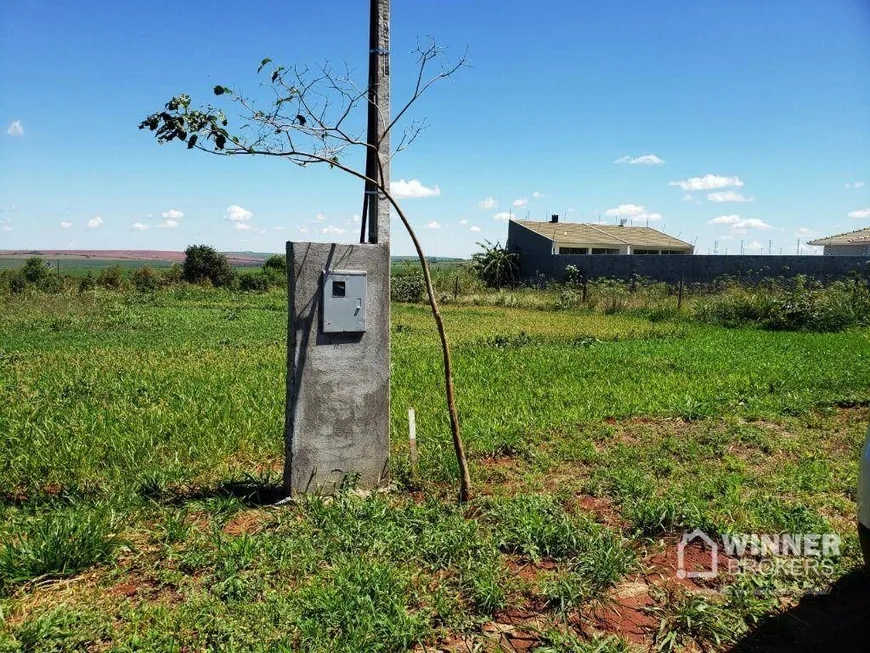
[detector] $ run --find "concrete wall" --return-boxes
[513,249,870,283]
[507,219,554,260]
[284,241,390,495]
[824,244,870,257]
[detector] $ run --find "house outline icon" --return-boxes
[677,528,718,580]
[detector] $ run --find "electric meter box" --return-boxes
[322,269,367,333]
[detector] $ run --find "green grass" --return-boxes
[0,287,868,651]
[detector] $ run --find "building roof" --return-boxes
[807,227,870,247]
[512,219,694,250]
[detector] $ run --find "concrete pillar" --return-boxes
[284,0,391,495]
[284,242,390,494]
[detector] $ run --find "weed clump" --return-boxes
[694,276,870,332]
[292,558,431,653]
[0,507,121,594]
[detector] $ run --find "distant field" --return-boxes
[0,251,268,276]
[1,251,469,277]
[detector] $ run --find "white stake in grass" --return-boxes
[408,407,418,474]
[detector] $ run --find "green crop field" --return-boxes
[1,288,869,651]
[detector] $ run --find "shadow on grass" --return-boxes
[180,478,286,507]
[731,568,870,652]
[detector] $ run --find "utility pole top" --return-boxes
[364,0,391,245]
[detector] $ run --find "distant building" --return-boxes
[808,227,870,257]
[507,216,693,263]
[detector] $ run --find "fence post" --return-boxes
[677,277,684,311]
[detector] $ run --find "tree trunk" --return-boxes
[386,195,472,502]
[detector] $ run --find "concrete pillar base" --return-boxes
[284,241,390,495]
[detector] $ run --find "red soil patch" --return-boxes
[571,494,624,528]
[111,583,139,598]
[591,582,658,644]
[645,540,731,590]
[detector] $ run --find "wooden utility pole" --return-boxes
[361,0,391,245]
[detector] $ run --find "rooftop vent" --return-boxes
[550,214,559,223]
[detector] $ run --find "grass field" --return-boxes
[1,288,868,651]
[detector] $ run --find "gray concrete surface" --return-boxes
[518,253,870,283]
[284,241,390,495]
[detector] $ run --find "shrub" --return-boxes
[392,273,425,303]
[20,257,50,285]
[260,260,286,288]
[238,271,269,292]
[97,265,124,290]
[162,262,183,285]
[9,272,26,294]
[263,254,287,275]
[131,266,160,292]
[563,264,583,285]
[471,241,519,289]
[694,277,870,332]
[78,271,96,292]
[182,244,235,287]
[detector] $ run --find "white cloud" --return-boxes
[669,174,744,191]
[532,191,545,199]
[351,214,361,223]
[234,222,252,231]
[390,179,441,199]
[708,215,772,231]
[745,240,764,251]
[470,225,482,233]
[157,219,179,229]
[298,225,311,235]
[682,194,693,202]
[604,204,645,218]
[225,205,254,222]
[848,208,870,219]
[425,221,442,229]
[458,219,468,225]
[60,221,73,228]
[1,222,12,232]
[274,226,286,231]
[796,227,815,237]
[87,216,103,229]
[856,182,866,188]
[0,205,20,213]
[161,209,183,220]
[635,212,662,222]
[478,197,497,209]
[132,222,149,231]
[493,212,513,222]
[615,154,665,165]
[707,191,754,203]
[321,225,346,235]
[512,198,528,208]
[314,213,326,222]
[6,121,23,137]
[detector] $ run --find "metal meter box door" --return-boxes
[322,270,367,333]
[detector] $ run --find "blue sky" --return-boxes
[1,0,869,257]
